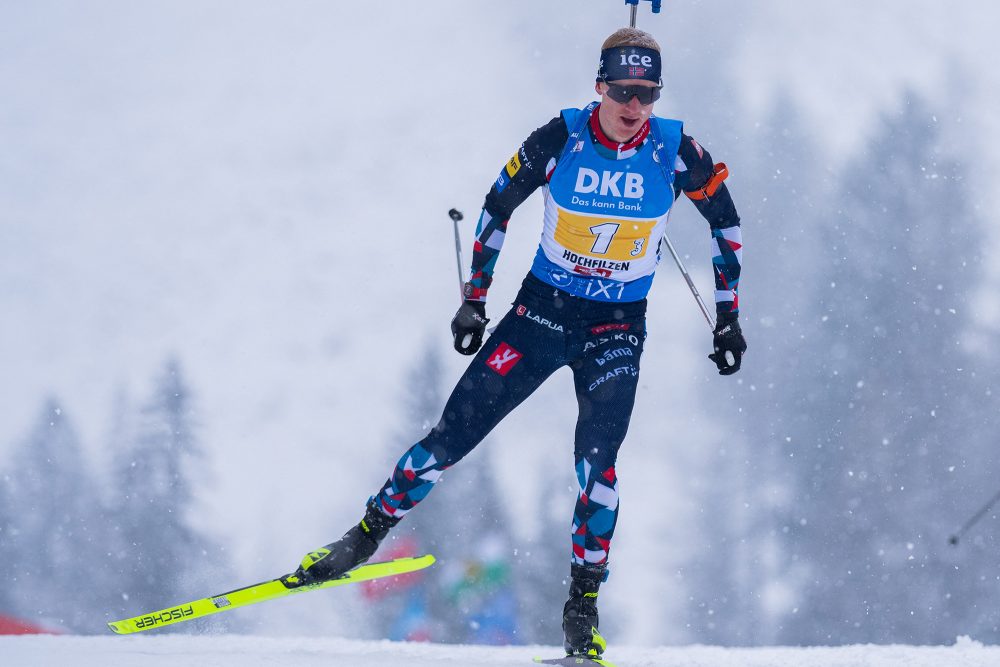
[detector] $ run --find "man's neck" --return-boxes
[590,104,650,153]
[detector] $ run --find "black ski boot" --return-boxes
[282,498,399,588]
[562,562,608,657]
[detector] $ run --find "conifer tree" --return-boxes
[0,464,16,617]
[1,399,105,631]
[688,94,830,645]
[785,91,999,643]
[109,358,218,627]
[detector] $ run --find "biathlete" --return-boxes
[285,27,746,659]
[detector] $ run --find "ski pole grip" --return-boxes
[623,0,661,11]
[448,208,463,222]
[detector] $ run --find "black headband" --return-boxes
[597,46,662,85]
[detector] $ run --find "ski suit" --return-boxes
[374,102,742,567]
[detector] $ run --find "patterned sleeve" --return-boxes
[464,116,569,302]
[675,133,742,315]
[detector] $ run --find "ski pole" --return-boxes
[660,207,737,365]
[449,207,483,347]
[624,0,662,28]
[948,486,1000,545]
[660,225,716,330]
[449,208,465,303]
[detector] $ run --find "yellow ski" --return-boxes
[534,656,618,667]
[107,554,435,634]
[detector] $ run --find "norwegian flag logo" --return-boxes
[486,342,522,376]
[628,66,646,77]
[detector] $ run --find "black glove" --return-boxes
[708,312,746,376]
[451,300,489,355]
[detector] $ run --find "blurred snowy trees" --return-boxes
[107,357,220,629]
[0,359,218,633]
[781,91,1000,644]
[688,90,1000,644]
[0,400,105,632]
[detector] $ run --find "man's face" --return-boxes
[594,78,658,142]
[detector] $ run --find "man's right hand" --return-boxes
[451,301,489,355]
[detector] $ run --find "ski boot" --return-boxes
[282,498,399,588]
[562,562,608,658]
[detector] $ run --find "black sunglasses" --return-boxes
[605,83,662,105]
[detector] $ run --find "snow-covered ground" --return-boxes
[1,635,997,667]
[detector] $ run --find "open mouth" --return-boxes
[620,116,641,130]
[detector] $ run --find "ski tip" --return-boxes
[107,621,128,635]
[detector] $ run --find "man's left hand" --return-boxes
[708,312,746,376]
